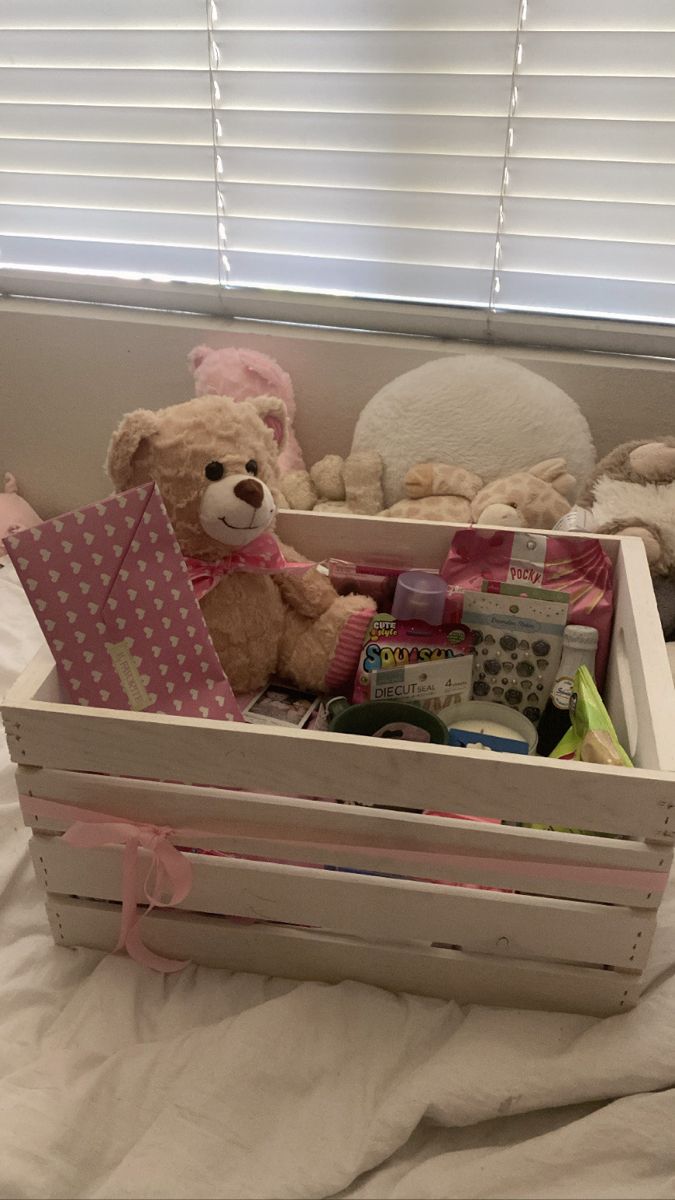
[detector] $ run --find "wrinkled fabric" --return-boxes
[2,558,675,1200]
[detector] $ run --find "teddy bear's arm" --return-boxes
[275,543,339,617]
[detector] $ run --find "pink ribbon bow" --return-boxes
[185,531,313,601]
[63,818,193,972]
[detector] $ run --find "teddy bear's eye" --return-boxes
[205,461,225,481]
[245,459,258,476]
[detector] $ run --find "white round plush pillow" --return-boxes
[351,355,595,507]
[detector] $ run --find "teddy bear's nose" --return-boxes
[233,478,265,510]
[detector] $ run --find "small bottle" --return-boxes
[537,625,599,756]
[391,570,447,626]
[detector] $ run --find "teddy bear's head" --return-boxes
[582,437,675,499]
[471,459,575,529]
[188,346,296,419]
[106,394,287,560]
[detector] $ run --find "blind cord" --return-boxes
[488,0,528,335]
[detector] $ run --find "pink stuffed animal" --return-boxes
[0,473,42,554]
[188,345,306,475]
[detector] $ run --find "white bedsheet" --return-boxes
[2,556,675,1200]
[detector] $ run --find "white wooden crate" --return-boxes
[4,512,675,1018]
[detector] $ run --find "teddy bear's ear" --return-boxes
[528,458,577,502]
[248,394,288,452]
[187,344,211,374]
[106,409,160,491]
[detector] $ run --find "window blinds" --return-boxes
[0,0,220,311]
[1,0,673,343]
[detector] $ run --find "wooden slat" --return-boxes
[30,833,654,969]
[6,670,674,840]
[19,769,673,908]
[46,895,642,1018]
[276,510,622,572]
[604,538,675,774]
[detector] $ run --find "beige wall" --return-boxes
[1,297,674,516]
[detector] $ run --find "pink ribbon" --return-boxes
[185,531,313,601]
[25,795,195,972]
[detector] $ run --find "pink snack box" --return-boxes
[4,482,243,721]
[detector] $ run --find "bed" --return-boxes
[2,554,675,1200]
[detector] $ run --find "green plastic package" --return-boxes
[550,665,632,767]
[525,666,631,836]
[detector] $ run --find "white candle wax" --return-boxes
[451,716,522,739]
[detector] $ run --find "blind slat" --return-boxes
[0,205,213,248]
[519,32,675,75]
[0,105,212,143]
[0,173,213,213]
[0,235,216,280]
[226,252,492,306]
[216,1,519,32]
[225,220,496,269]
[512,118,675,163]
[0,140,213,178]
[517,76,675,120]
[219,113,507,155]
[219,148,505,193]
[223,185,500,230]
[509,159,675,204]
[214,32,517,73]
[0,68,209,106]
[0,0,205,29]
[215,73,512,115]
[0,32,207,68]
[525,0,675,32]
[501,234,675,284]
[499,271,675,323]
[506,197,675,245]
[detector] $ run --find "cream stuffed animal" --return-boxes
[284,453,575,530]
[283,450,384,515]
[382,458,575,529]
[577,437,675,639]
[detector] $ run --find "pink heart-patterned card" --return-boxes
[4,482,243,721]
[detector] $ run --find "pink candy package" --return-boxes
[352,613,475,704]
[441,528,614,686]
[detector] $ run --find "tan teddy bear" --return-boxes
[106,394,375,695]
[282,451,385,515]
[381,459,575,529]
